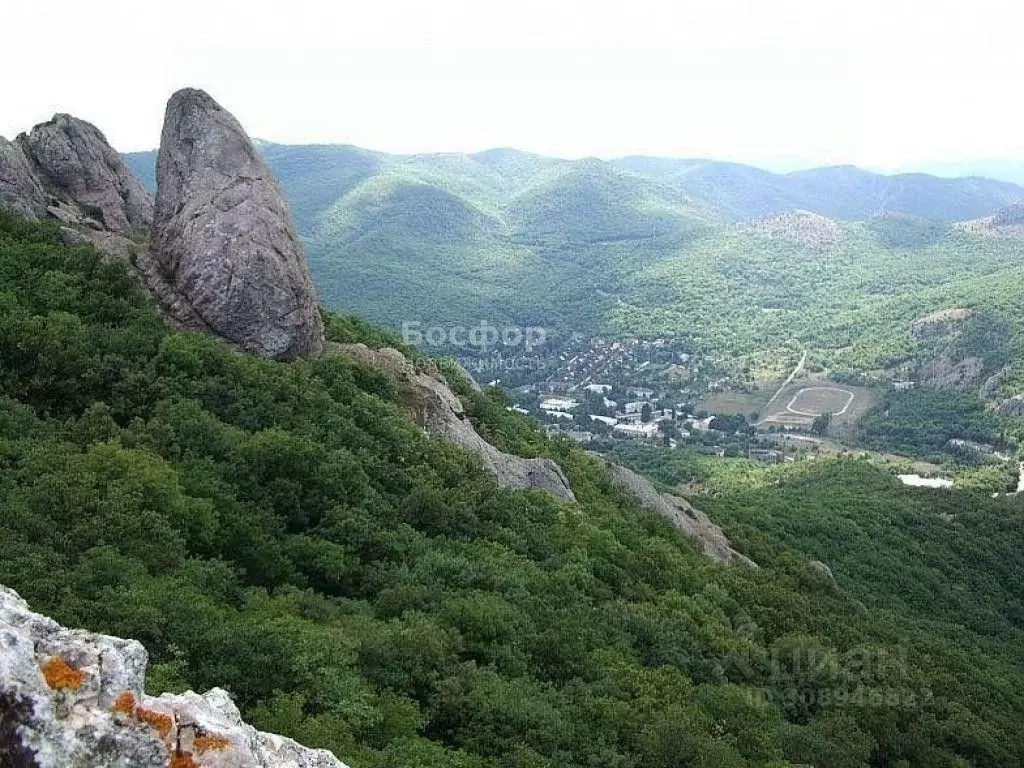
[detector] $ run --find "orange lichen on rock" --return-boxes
[40,657,86,691]
[194,733,232,752]
[112,691,136,715]
[135,706,173,738]
[170,752,199,768]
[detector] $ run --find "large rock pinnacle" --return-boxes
[151,88,324,359]
[16,114,153,235]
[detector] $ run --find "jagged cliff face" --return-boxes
[151,89,324,360]
[16,114,153,236]
[0,586,348,768]
[0,138,48,220]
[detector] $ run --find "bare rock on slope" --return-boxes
[151,88,324,360]
[599,459,756,567]
[338,344,575,500]
[0,137,48,220]
[16,114,152,235]
[0,585,348,768]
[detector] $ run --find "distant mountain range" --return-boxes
[908,159,1024,187]
[124,145,1024,382]
[126,145,1024,230]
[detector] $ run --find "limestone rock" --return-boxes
[16,115,152,235]
[999,394,1024,416]
[0,585,348,768]
[598,459,756,567]
[0,137,47,220]
[338,344,575,500]
[151,88,324,360]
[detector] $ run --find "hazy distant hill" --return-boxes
[126,144,1024,230]
[913,158,1024,187]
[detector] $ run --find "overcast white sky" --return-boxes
[2,0,1022,171]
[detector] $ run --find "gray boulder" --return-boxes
[0,137,48,219]
[0,585,349,768]
[151,88,324,360]
[16,114,152,235]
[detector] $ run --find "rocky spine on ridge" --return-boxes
[595,458,757,567]
[150,88,324,360]
[15,114,153,235]
[338,344,576,501]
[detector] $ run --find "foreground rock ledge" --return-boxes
[0,586,348,768]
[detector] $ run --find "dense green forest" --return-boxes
[2,210,1024,766]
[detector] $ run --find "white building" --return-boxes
[540,397,581,412]
[590,415,618,426]
[584,383,613,394]
[613,422,661,440]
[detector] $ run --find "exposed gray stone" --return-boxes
[151,88,324,360]
[809,560,835,580]
[16,115,152,235]
[338,344,575,500]
[0,585,349,768]
[0,137,47,220]
[918,355,984,390]
[597,458,757,567]
[999,394,1024,416]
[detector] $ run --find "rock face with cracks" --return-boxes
[0,138,48,220]
[15,114,153,235]
[150,88,324,360]
[0,585,349,768]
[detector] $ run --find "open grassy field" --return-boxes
[696,386,775,418]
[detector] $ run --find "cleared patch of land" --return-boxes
[760,378,876,429]
[786,386,855,416]
[696,387,775,417]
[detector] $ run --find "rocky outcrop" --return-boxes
[338,344,575,500]
[744,210,842,251]
[909,307,973,341]
[919,355,984,390]
[16,115,152,235]
[0,138,47,220]
[999,394,1024,416]
[597,459,756,567]
[150,88,324,360]
[0,585,348,768]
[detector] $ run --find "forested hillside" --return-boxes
[3,209,1024,766]
[125,146,1024,397]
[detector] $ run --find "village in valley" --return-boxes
[460,335,799,463]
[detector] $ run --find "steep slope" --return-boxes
[3,207,1024,765]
